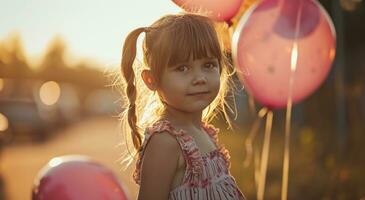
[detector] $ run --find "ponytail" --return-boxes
[121,27,146,151]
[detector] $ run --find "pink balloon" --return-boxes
[232,0,336,109]
[32,155,129,200]
[172,0,243,22]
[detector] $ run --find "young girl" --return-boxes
[120,12,246,200]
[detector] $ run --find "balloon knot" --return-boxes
[225,19,233,27]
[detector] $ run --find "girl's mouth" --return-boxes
[187,91,210,96]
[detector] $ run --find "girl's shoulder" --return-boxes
[142,119,184,156]
[133,120,183,185]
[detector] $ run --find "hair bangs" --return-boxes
[166,17,222,67]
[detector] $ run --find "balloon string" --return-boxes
[282,90,292,200]
[282,65,295,200]
[243,107,268,168]
[257,110,273,200]
[248,94,257,115]
[254,150,260,190]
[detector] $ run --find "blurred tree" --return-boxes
[37,36,105,89]
[39,35,67,70]
[37,35,71,81]
[0,32,32,79]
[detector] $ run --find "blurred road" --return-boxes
[1,116,138,200]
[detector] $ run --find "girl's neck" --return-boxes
[161,107,202,130]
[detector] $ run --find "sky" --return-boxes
[0,0,180,70]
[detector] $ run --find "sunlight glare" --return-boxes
[290,42,298,72]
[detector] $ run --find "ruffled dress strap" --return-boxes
[201,123,231,169]
[133,119,204,185]
[201,123,220,146]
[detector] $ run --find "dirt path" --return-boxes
[1,116,138,200]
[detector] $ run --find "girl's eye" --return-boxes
[204,62,218,69]
[176,65,189,72]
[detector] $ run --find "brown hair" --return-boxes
[118,13,237,166]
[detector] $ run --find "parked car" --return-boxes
[0,98,61,144]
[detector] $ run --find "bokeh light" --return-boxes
[0,113,9,132]
[39,81,61,106]
[0,78,4,92]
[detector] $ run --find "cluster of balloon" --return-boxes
[230,0,336,200]
[32,155,129,200]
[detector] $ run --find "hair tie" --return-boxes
[129,103,136,109]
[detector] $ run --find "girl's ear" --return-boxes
[141,70,157,91]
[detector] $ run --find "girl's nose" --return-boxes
[192,75,207,85]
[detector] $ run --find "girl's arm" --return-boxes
[137,132,180,200]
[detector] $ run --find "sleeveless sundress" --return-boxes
[133,119,246,200]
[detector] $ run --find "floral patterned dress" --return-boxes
[133,119,246,200]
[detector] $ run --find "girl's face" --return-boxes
[157,56,221,113]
